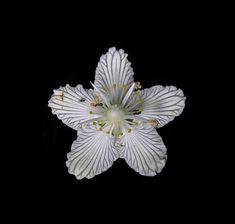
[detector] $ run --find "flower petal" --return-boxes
[94,47,134,104]
[119,123,167,176]
[137,85,186,128]
[48,84,102,130]
[66,125,119,179]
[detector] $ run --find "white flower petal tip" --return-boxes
[137,85,186,128]
[118,124,167,176]
[48,47,185,179]
[65,125,119,180]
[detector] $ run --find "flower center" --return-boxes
[106,105,125,125]
[89,83,144,138]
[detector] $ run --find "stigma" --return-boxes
[106,105,125,124]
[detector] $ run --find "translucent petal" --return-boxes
[119,123,167,176]
[136,85,186,128]
[48,84,102,130]
[66,125,119,179]
[94,47,134,104]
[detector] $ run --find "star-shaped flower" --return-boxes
[48,47,186,179]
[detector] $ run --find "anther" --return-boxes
[118,132,123,136]
[135,82,141,90]
[149,119,158,128]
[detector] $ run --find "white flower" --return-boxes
[48,47,186,179]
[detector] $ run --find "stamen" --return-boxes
[135,82,141,90]
[125,95,144,112]
[149,119,158,128]
[98,120,106,127]
[108,125,114,136]
[121,83,135,106]
[125,115,148,124]
[90,102,103,107]
[90,82,111,107]
[102,85,109,92]
[134,90,141,95]
[126,119,137,125]
[79,117,102,126]
[118,132,123,136]
[132,110,142,115]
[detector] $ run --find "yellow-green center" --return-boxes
[106,105,125,125]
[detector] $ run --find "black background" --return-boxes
[32,6,219,219]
